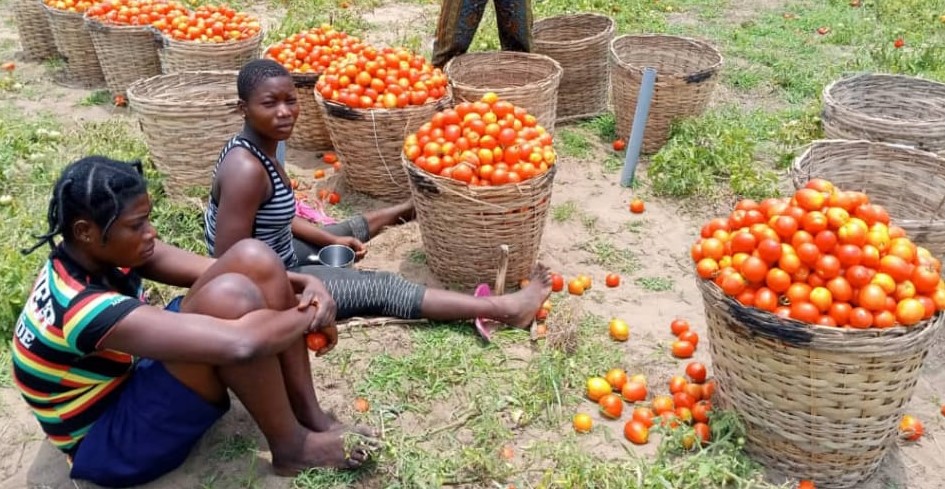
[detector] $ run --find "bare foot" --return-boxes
[271,427,382,476]
[304,410,381,439]
[490,263,552,328]
[393,200,415,223]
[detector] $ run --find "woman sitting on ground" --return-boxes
[12,156,378,489]
[204,58,550,327]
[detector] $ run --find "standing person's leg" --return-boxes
[432,0,490,69]
[494,0,532,53]
[294,263,551,327]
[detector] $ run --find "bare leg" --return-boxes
[419,264,552,328]
[361,200,415,238]
[184,240,337,433]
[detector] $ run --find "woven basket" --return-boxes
[43,5,105,87]
[286,72,332,152]
[13,0,58,61]
[316,89,453,201]
[444,51,563,134]
[159,32,263,73]
[533,13,614,123]
[610,34,721,154]
[698,277,943,488]
[790,139,945,258]
[127,71,242,197]
[85,18,162,96]
[404,157,556,291]
[823,73,945,156]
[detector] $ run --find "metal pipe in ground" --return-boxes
[620,67,658,188]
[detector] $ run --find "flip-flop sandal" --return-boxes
[474,283,501,342]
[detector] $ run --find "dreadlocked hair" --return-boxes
[237,58,291,101]
[23,156,148,255]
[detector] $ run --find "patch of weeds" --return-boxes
[648,107,779,200]
[625,220,645,234]
[579,212,597,231]
[551,200,578,222]
[293,468,370,489]
[580,236,639,274]
[212,434,257,462]
[263,0,372,43]
[79,90,112,106]
[578,113,617,142]
[601,155,624,174]
[408,248,426,264]
[635,276,674,292]
[557,128,592,159]
[0,350,10,387]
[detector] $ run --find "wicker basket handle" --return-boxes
[84,17,106,32]
[147,27,169,48]
[685,70,716,84]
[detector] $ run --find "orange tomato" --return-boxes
[629,198,645,214]
[670,318,691,336]
[353,397,370,413]
[598,393,623,419]
[672,340,695,359]
[652,395,675,415]
[632,406,655,428]
[678,330,699,347]
[624,420,649,445]
[567,279,585,296]
[605,368,628,391]
[609,318,630,341]
[586,377,612,401]
[899,414,924,441]
[685,362,707,383]
[605,273,621,288]
[621,381,648,402]
[573,413,593,433]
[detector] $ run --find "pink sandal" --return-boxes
[474,283,501,342]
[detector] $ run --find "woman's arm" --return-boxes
[211,151,270,257]
[99,304,317,365]
[137,240,215,288]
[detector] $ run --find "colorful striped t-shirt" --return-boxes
[12,247,144,455]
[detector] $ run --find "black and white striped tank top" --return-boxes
[204,136,299,268]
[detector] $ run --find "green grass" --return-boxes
[580,236,640,275]
[79,90,112,107]
[635,276,675,292]
[551,200,578,222]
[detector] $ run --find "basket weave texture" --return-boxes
[404,157,556,291]
[85,18,161,96]
[13,0,58,61]
[791,139,945,258]
[610,34,721,154]
[444,51,562,134]
[698,278,942,489]
[533,13,614,122]
[44,5,105,87]
[286,72,332,152]
[316,89,453,201]
[127,71,242,197]
[159,32,262,73]
[822,73,945,156]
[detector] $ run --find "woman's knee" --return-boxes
[183,273,266,319]
[221,239,287,280]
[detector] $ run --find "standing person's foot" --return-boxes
[491,263,553,328]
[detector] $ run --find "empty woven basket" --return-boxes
[445,51,562,134]
[159,32,263,73]
[85,18,162,96]
[404,157,556,291]
[127,71,242,197]
[791,139,945,258]
[822,73,945,156]
[533,13,614,123]
[610,34,721,153]
[698,277,943,488]
[13,0,58,61]
[317,89,453,201]
[43,5,105,87]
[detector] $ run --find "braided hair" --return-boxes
[237,58,291,101]
[23,156,148,255]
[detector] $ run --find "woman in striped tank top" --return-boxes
[205,59,552,344]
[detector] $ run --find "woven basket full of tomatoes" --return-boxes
[314,46,451,201]
[692,179,944,489]
[42,0,106,87]
[84,0,178,96]
[265,25,367,152]
[154,4,262,73]
[401,92,557,290]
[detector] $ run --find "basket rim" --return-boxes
[126,69,240,105]
[83,14,157,32]
[823,72,945,124]
[697,277,944,349]
[444,51,563,92]
[609,33,723,77]
[532,12,615,45]
[42,3,85,16]
[162,28,263,48]
[401,152,557,197]
[313,85,453,116]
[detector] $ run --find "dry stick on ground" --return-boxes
[544,296,582,354]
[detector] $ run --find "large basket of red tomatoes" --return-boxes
[155,4,262,73]
[43,0,106,87]
[314,46,451,201]
[445,51,562,135]
[265,25,367,152]
[792,139,945,258]
[84,0,176,96]
[402,93,557,291]
[692,180,945,488]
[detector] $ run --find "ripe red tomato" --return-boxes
[621,381,647,403]
[672,340,695,359]
[632,406,655,428]
[305,332,328,351]
[613,139,627,151]
[598,393,623,419]
[550,273,564,292]
[685,362,707,383]
[670,318,691,336]
[678,330,699,347]
[630,198,645,214]
[605,273,620,288]
[624,420,649,445]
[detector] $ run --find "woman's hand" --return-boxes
[296,275,337,332]
[335,236,367,261]
[313,323,338,357]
